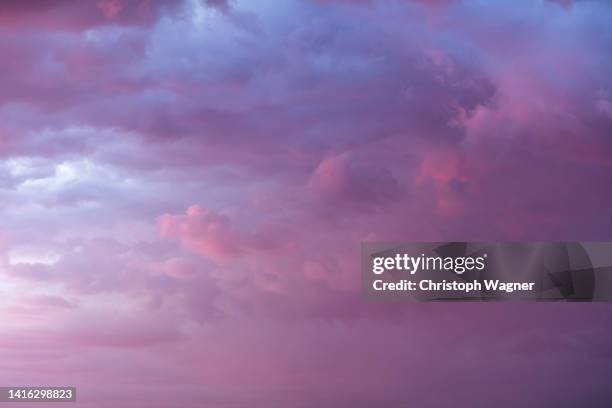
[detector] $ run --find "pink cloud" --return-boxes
[0,0,181,30]
[159,205,247,260]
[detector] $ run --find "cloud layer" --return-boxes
[1,0,612,407]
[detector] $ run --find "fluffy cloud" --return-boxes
[159,205,247,260]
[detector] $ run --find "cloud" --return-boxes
[159,205,247,260]
[0,0,611,407]
[0,0,182,30]
[310,153,403,207]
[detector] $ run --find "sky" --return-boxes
[1,0,612,407]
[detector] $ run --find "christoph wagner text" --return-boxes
[373,280,536,293]
[372,254,487,275]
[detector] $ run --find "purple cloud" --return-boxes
[0,0,611,407]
